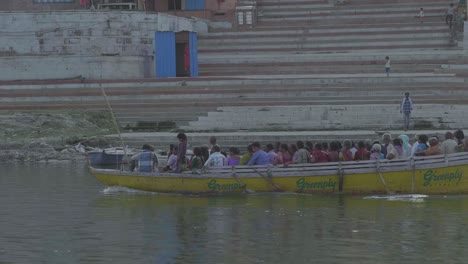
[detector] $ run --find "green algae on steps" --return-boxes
[0,110,116,144]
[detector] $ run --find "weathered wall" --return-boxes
[464,21,468,54]
[0,11,208,80]
[0,0,82,11]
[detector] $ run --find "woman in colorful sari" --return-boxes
[189,147,204,173]
[398,134,412,158]
[276,143,293,165]
[227,147,241,166]
[387,138,406,160]
[339,140,354,161]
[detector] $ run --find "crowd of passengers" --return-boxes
[130,130,468,173]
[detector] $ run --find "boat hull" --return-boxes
[90,161,468,195]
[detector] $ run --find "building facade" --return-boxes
[0,0,238,23]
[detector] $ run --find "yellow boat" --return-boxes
[89,152,468,195]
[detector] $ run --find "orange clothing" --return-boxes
[423,145,442,156]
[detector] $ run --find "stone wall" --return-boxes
[465,21,468,54]
[0,11,208,80]
[0,0,82,11]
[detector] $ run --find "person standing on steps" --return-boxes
[419,8,424,23]
[400,92,414,131]
[384,56,391,77]
[446,3,456,29]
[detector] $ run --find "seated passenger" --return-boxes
[454,129,465,146]
[311,143,329,163]
[381,133,394,159]
[327,141,340,162]
[289,144,298,164]
[416,134,429,152]
[164,146,178,172]
[294,141,311,164]
[387,138,406,160]
[354,141,370,161]
[227,147,241,166]
[189,147,205,172]
[265,143,277,164]
[239,144,253,165]
[416,137,442,156]
[398,134,412,158]
[248,142,270,166]
[204,145,227,167]
[130,144,159,173]
[370,144,384,160]
[454,129,467,152]
[339,140,354,161]
[276,143,293,165]
[440,132,458,154]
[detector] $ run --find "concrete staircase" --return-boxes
[1,73,467,133]
[198,0,458,77]
[1,0,466,147]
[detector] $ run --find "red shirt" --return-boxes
[354,149,370,160]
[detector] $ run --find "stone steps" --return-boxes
[201,26,449,38]
[199,32,450,45]
[181,104,468,131]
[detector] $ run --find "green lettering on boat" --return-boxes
[208,179,244,192]
[296,177,336,192]
[423,169,463,187]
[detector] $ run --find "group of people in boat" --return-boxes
[130,130,468,173]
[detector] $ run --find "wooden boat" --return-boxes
[89,152,468,195]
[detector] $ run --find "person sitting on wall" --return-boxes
[204,145,227,168]
[248,142,270,166]
[130,144,159,173]
[416,137,442,156]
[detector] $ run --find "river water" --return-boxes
[1,163,468,264]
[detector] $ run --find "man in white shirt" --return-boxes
[440,132,458,154]
[204,145,227,167]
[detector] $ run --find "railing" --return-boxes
[202,152,468,177]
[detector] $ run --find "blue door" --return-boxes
[189,32,199,77]
[155,31,176,77]
[185,0,205,10]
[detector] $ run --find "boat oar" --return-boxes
[376,161,394,195]
[231,167,255,194]
[253,167,283,192]
[99,83,131,167]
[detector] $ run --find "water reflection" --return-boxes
[1,163,468,263]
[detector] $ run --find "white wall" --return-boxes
[0,11,208,80]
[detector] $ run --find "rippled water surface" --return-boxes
[1,163,468,264]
